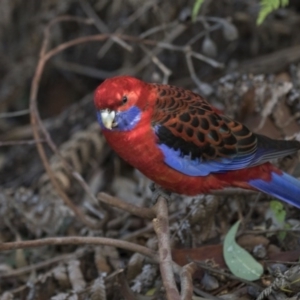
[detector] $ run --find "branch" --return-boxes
[0,253,77,278]
[0,139,45,147]
[0,237,158,262]
[98,192,156,219]
[180,262,198,300]
[29,17,106,229]
[153,196,180,300]
[79,0,132,53]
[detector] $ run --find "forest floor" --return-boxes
[0,1,300,299]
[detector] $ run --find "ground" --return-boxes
[0,1,300,299]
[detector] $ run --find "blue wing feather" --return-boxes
[249,172,300,208]
[158,143,256,176]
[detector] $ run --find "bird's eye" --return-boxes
[122,96,128,105]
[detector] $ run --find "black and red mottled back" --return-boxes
[151,84,258,161]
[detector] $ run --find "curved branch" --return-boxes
[0,237,158,261]
[98,192,156,219]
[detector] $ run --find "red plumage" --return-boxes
[94,76,300,201]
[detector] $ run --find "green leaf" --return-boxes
[257,0,289,25]
[145,288,156,296]
[268,200,287,241]
[192,0,205,22]
[269,200,286,224]
[278,223,291,241]
[224,221,264,281]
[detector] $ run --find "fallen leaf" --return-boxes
[224,221,263,281]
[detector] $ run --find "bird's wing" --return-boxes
[151,84,298,176]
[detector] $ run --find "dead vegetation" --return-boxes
[0,1,300,299]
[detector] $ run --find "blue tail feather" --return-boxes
[249,172,300,208]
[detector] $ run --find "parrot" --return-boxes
[94,76,300,208]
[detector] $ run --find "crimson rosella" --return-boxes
[94,76,300,208]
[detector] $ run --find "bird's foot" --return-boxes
[149,182,171,204]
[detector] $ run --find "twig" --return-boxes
[133,23,187,74]
[44,33,222,73]
[195,261,262,290]
[264,260,300,265]
[0,236,158,261]
[31,112,99,228]
[187,23,220,46]
[121,211,181,241]
[243,228,300,234]
[180,262,198,300]
[191,51,224,68]
[116,270,137,300]
[153,196,180,300]
[140,21,179,39]
[139,44,172,84]
[193,287,223,300]
[282,112,300,128]
[0,109,30,118]
[72,172,103,209]
[186,51,212,95]
[121,222,155,241]
[0,252,78,278]
[0,139,45,147]
[79,0,132,53]
[210,188,256,196]
[98,192,156,219]
[53,59,115,79]
[98,0,157,57]
[174,260,222,299]
[35,114,106,218]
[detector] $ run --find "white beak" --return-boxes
[100,109,116,130]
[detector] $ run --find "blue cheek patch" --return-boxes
[116,105,141,131]
[96,106,141,131]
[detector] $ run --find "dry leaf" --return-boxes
[67,260,86,292]
[90,276,107,300]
